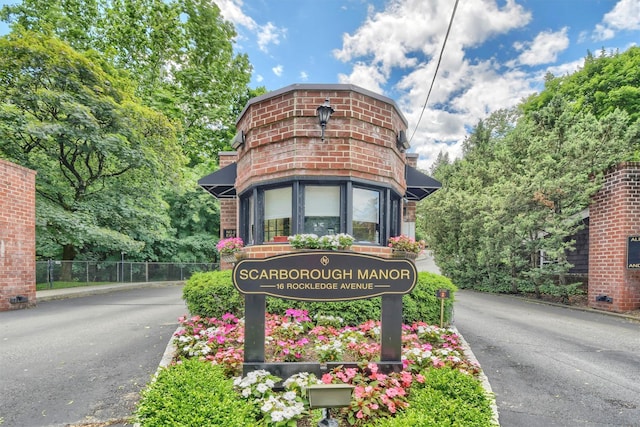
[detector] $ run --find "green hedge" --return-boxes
[135,362,493,427]
[182,270,457,325]
[372,368,495,426]
[135,359,260,427]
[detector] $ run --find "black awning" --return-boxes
[198,162,237,198]
[405,165,441,201]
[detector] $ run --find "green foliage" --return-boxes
[403,272,456,325]
[421,51,638,295]
[1,0,254,163]
[0,30,184,268]
[266,298,382,327]
[372,368,495,427]
[182,271,245,318]
[182,270,456,326]
[135,359,260,427]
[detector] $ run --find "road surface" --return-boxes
[454,290,640,426]
[0,284,186,427]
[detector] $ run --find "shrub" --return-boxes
[266,298,381,326]
[184,270,457,326]
[182,271,244,318]
[402,272,457,325]
[135,359,260,427]
[372,368,495,427]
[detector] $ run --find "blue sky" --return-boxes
[2,0,640,169]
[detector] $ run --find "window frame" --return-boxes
[239,178,402,247]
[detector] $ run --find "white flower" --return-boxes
[256,383,269,394]
[283,391,297,402]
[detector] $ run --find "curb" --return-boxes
[452,326,500,426]
[487,291,640,323]
[36,281,184,302]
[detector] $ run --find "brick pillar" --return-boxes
[589,162,640,312]
[0,159,37,311]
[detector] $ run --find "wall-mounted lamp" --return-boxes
[396,130,410,152]
[231,130,245,149]
[316,98,335,141]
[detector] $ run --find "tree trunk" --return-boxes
[61,244,76,282]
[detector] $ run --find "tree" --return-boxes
[0,31,185,277]
[1,0,254,164]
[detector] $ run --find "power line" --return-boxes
[409,0,460,143]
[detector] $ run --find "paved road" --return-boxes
[454,290,640,427]
[0,284,187,427]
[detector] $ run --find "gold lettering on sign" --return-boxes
[357,269,410,280]
[630,236,640,242]
[629,263,640,268]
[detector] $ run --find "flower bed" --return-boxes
[159,309,491,426]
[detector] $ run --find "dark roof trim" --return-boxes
[405,165,441,201]
[198,162,441,201]
[198,163,237,198]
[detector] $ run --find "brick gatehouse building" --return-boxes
[200,84,639,314]
[199,84,440,263]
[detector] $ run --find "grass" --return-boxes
[36,281,113,291]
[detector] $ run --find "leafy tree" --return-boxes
[1,0,254,164]
[0,31,185,277]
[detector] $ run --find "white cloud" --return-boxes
[338,63,386,94]
[513,28,570,66]
[216,0,286,53]
[602,0,640,30]
[272,65,284,77]
[299,71,309,81]
[593,0,640,40]
[215,0,257,32]
[257,22,286,53]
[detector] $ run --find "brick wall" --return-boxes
[589,162,640,312]
[219,84,412,266]
[235,85,407,197]
[0,159,37,311]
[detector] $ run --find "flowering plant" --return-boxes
[288,233,354,250]
[173,310,484,425]
[387,235,425,254]
[216,237,244,255]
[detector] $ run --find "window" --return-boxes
[240,179,398,246]
[304,186,341,235]
[352,187,380,243]
[263,187,291,242]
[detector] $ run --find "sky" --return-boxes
[1,0,639,170]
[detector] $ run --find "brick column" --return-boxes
[589,162,640,312]
[0,159,37,311]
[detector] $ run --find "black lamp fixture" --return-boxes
[316,98,335,141]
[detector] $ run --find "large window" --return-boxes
[352,187,380,244]
[263,187,291,242]
[304,186,341,236]
[240,180,396,246]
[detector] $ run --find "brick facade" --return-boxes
[234,85,408,197]
[589,162,640,312]
[214,84,424,267]
[0,159,37,311]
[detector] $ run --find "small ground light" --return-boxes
[307,384,354,427]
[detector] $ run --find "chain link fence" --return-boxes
[36,260,219,289]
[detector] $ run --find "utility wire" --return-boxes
[409,0,460,143]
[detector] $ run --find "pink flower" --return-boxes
[356,410,364,419]
[321,373,334,384]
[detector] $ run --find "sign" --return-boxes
[223,228,237,238]
[435,289,450,299]
[628,236,640,269]
[233,251,417,301]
